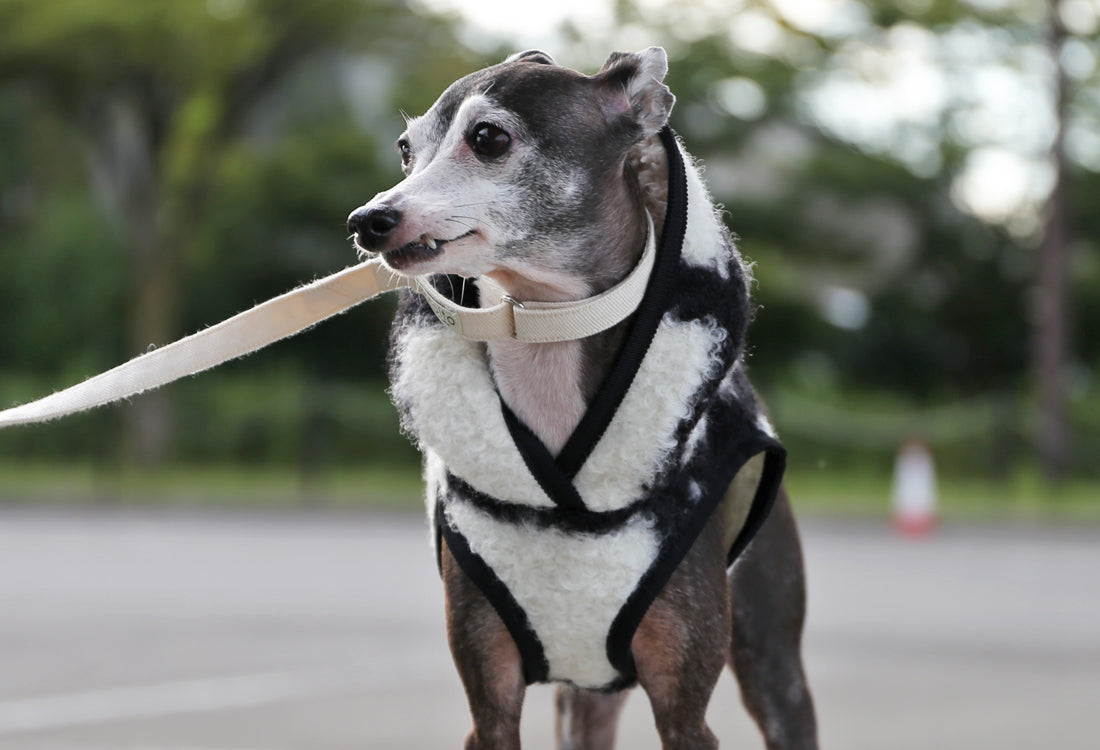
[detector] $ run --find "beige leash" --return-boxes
[0,215,655,429]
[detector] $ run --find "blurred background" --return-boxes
[1,0,1098,517]
[1,3,1099,749]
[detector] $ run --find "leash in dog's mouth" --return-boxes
[0,167,663,428]
[0,214,654,427]
[381,230,477,271]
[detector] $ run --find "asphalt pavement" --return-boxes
[0,507,1096,749]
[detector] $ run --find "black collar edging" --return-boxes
[499,126,689,509]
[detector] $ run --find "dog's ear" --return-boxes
[504,50,556,65]
[593,46,675,137]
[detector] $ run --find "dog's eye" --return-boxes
[468,123,511,159]
[397,138,412,166]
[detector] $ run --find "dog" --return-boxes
[347,47,817,750]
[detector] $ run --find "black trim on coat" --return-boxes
[605,439,786,678]
[436,498,551,685]
[554,126,690,480]
[447,472,644,535]
[500,404,587,511]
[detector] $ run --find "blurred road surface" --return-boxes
[0,507,1097,750]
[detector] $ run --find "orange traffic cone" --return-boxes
[891,438,938,536]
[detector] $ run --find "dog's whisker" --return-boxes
[450,215,486,229]
[444,217,478,232]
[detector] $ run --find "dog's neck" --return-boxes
[482,137,669,454]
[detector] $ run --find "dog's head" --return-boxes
[347,47,674,300]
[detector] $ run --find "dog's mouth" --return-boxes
[380,230,476,272]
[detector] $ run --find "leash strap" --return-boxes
[0,260,409,428]
[0,217,655,428]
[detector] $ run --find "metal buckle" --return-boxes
[500,294,526,310]
[500,295,525,339]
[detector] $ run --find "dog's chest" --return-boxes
[484,338,586,456]
[390,314,726,512]
[391,312,736,689]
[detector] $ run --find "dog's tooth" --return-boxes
[421,234,438,250]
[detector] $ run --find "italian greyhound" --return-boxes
[347,47,817,750]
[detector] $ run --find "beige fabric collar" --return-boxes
[414,212,655,343]
[0,214,656,428]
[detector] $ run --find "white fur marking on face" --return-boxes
[562,176,581,201]
[445,500,660,688]
[369,94,537,278]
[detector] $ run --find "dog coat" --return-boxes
[388,128,785,691]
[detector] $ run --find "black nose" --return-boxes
[347,205,401,248]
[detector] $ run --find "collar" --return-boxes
[407,211,656,344]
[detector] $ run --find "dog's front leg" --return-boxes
[633,511,730,750]
[442,542,526,750]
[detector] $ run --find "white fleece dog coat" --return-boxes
[389,128,785,690]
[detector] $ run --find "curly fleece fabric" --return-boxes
[388,127,785,691]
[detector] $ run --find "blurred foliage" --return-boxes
[633,0,1100,479]
[0,0,491,468]
[0,0,1098,485]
